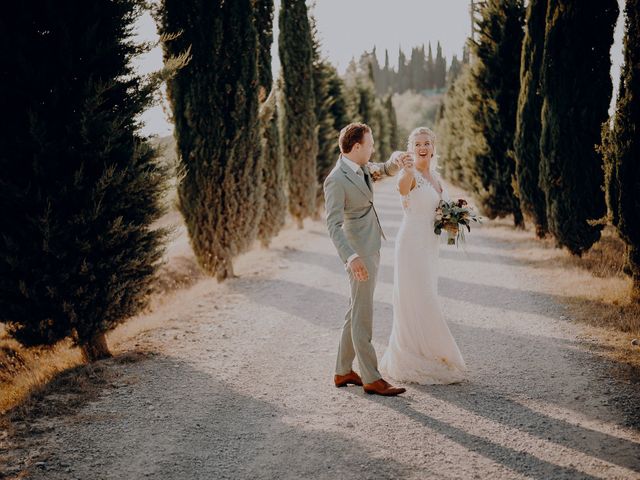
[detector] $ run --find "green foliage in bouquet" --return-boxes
[434,199,482,246]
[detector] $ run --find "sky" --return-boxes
[134,1,625,137]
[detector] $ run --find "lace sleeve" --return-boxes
[397,175,412,211]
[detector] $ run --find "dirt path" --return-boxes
[5,178,640,479]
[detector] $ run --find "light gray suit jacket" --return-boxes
[324,157,399,263]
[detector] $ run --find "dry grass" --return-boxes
[1,351,147,426]
[539,226,640,336]
[539,226,628,279]
[0,336,83,416]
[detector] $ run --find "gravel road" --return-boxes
[5,178,640,480]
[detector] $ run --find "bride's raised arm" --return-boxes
[397,168,416,196]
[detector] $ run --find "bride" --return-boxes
[380,127,466,384]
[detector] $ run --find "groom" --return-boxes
[324,123,409,396]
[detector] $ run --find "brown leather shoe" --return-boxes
[363,378,406,396]
[334,370,363,388]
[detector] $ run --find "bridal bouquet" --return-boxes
[434,198,481,246]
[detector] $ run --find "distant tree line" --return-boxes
[352,43,467,96]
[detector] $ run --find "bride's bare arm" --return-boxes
[397,169,416,196]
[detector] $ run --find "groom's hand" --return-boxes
[349,257,369,282]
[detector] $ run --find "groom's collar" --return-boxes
[340,154,360,173]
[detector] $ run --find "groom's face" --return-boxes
[355,132,375,164]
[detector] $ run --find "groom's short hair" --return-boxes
[339,123,371,154]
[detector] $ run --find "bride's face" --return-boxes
[412,133,435,168]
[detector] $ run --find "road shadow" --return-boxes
[353,390,614,480]
[419,382,640,474]
[281,248,625,325]
[228,270,640,422]
[5,352,409,480]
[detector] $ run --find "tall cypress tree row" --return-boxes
[467,0,525,227]
[159,0,263,279]
[539,0,618,255]
[311,15,337,213]
[0,0,169,361]
[437,65,478,188]
[254,0,286,247]
[600,0,640,296]
[513,0,548,238]
[279,0,318,228]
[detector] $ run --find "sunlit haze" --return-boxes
[133,1,625,137]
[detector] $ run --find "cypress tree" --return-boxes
[434,42,447,89]
[326,64,353,145]
[352,76,379,129]
[410,46,424,92]
[159,0,262,280]
[254,0,286,247]
[375,101,392,163]
[467,0,525,227]
[462,44,470,65]
[600,0,640,295]
[311,15,337,213]
[0,0,169,360]
[447,55,462,86]
[426,43,435,89]
[369,46,383,95]
[397,48,409,92]
[513,0,548,238]
[255,0,274,101]
[385,94,399,151]
[539,0,619,254]
[382,49,391,94]
[437,66,478,188]
[279,0,318,228]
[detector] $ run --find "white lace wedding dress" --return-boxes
[380,170,467,384]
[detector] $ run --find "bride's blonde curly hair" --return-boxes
[407,127,439,173]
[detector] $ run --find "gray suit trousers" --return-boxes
[335,252,381,384]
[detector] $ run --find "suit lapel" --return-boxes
[339,159,373,201]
